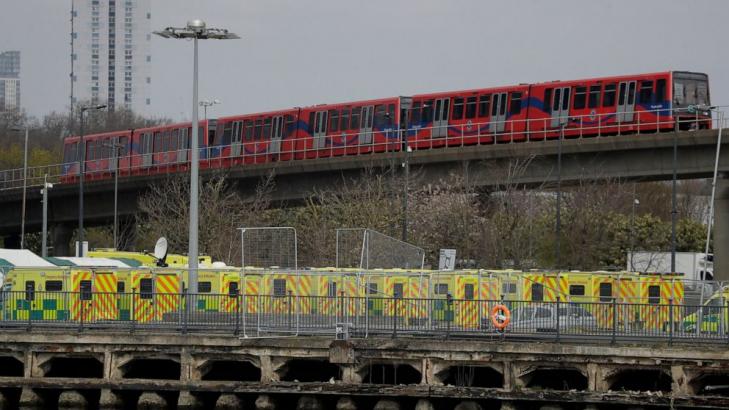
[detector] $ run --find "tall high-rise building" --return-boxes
[0,51,21,112]
[71,0,151,112]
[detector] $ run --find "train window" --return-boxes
[180,129,189,150]
[569,285,585,296]
[435,283,449,295]
[327,281,337,297]
[373,105,387,128]
[452,97,464,120]
[410,101,422,125]
[599,283,612,302]
[639,80,654,104]
[222,123,233,145]
[603,83,616,107]
[228,282,239,297]
[244,120,253,142]
[387,104,396,127]
[25,281,35,301]
[648,286,660,305]
[478,95,490,117]
[393,283,404,298]
[588,85,601,108]
[464,284,475,300]
[510,92,522,115]
[273,279,286,297]
[117,281,125,293]
[502,282,517,294]
[285,115,295,136]
[656,79,666,103]
[153,132,162,153]
[329,110,339,132]
[254,119,262,140]
[139,279,153,299]
[618,83,627,106]
[544,88,553,113]
[46,281,63,292]
[465,96,477,119]
[64,142,78,163]
[308,112,316,134]
[531,283,543,302]
[262,117,272,140]
[339,109,350,131]
[118,136,129,156]
[573,87,587,109]
[350,107,361,129]
[80,280,92,301]
[491,95,499,116]
[627,81,636,104]
[198,282,212,293]
[368,283,378,294]
[423,100,434,121]
[85,141,94,160]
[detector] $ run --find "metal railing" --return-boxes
[0,107,726,191]
[1,290,726,343]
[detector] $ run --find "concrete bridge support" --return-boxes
[714,175,729,281]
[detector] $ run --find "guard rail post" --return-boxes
[288,290,293,330]
[340,291,345,325]
[182,288,187,335]
[669,298,674,346]
[392,297,398,339]
[79,294,84,332]
[27,292,32,332]
[611,297,617,345]
[726,301,729,344]
[130,288,136,333]
[556,297,560,342]
[234,290,241,336]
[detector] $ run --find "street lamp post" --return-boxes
[630,197,640,271]
[41,174,53,257]
[154,21,239,294]
[200,99,221,121]
[10,126,28,249]
[77,104,106,256]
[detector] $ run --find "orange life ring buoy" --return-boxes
[491,304,511,330]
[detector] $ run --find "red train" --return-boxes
[61,71,712,181]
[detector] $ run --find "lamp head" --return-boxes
[187,19,206,32]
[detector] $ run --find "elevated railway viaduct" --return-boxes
[0,330,727,409]
[0,128,728,277]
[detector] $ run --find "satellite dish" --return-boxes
[153,237,168,267]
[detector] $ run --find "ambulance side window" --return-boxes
[80,280,92,301]
[25,281,35,301]
[531,283,544,302]
[435,283,449,295]
[273,279,286,297]
[648,285,660,305]
[368,283,378,294]
[228,282,239,297]
[464,283,475,300]
[327,282,337,298]
[46,280,63,292]
[198,282,212,293]
[569,285,585,296]
[393,283,404,298]
[140,278,153,299]
[599,283,613,302]
[117,282,125,293]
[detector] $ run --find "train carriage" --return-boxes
[215,108,300,165]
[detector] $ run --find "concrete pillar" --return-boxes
[414,399,435,410]
[586,363,600,391]
[180,349,194,381]
[336,397,358,410]
[58,390,88,409]
[373,399,400,410]
[260,355,278,382]
[98,389,123,410]
[714,176,729,281]
[215,394,243,410]
[297,395,323,410]
[17,388,42,410]
[137,392,167,410]
[671,365,690,395]
[500,401,517,410]
[454,402,483,410]
[51,223,73,256]
[3,233,20,249]
[178,391,202,410]
[341,364,363,384]
[255,394,277,410]
[502,362,515,391]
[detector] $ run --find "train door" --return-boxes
[360,106,374,145]
[551,87,571,127]
[313,111,328,150]
[431,98,450,138]
[141,132,153,167]
[231,121,243,157]
[177,128,189,163]
[270,116,284,155]
[491,93,508,133]
[617,81,637,123]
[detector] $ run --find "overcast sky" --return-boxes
[2,0,729,121]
